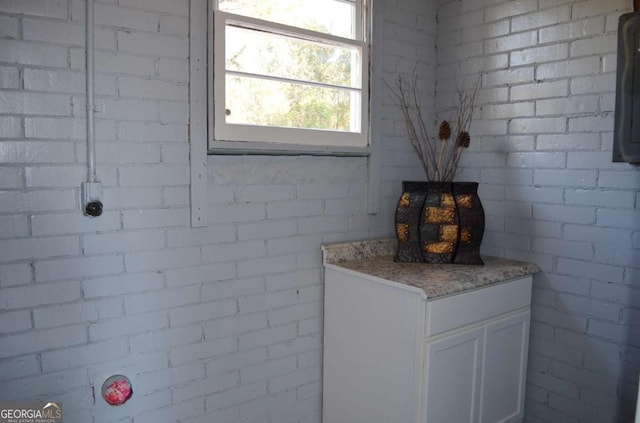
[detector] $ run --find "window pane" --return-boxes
[219,0,357,39]
[226,25,361,89]
[225,75,360,132]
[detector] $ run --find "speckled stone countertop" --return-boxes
[322,239,540,299]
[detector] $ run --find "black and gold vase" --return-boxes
[394,181,485,264]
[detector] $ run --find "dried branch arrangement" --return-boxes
[388,74,481,182]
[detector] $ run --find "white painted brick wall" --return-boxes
[0,0,428,421]
[437,1,640,422]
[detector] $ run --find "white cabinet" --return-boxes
[423,311,530,423]
[322,260,534,423]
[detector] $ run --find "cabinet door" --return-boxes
[480,311,530,423]
[423,327,484,423]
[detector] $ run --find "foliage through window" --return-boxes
[212,0,370,149]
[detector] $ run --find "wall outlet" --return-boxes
[81,181,103,216]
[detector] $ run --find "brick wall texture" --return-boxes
[436,0,640,422]
[0,0,638,422]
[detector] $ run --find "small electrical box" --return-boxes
[613,11,640,163]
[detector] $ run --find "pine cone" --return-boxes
[456,131,471,148]
[438,120,451,141]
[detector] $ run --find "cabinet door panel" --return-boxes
[424,327,484,423]
[480,311,530,423]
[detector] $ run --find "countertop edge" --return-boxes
[322,239,541,299]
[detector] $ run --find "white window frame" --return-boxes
[188,0,382,226]
[209,0,371,155]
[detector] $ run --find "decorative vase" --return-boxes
[394,181,485,264]
[419,181,459,263]
[452,182,485,265]
[394,181,429,262]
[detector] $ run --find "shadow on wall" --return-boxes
[559,293,638,421]
[524,267,640,423]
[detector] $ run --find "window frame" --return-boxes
[208,0,372,155]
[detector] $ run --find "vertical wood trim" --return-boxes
[189,0,208,227]
[367,0,383,214]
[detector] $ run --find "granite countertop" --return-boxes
[322,239,540,299]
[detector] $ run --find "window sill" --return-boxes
[208,141,371,157]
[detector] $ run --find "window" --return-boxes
[211,0,370,152]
